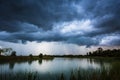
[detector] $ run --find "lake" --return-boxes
[0,58,120,80]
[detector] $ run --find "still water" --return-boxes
[0,58,120,80]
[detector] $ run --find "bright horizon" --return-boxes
[0,40,120,56]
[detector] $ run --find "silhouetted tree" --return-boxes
[89,52,92,55]
[39,53,43,58]
[10,51,16,56]
[29,54,33,58]
[98,47,103,54]
[86,52,89,56]
[87,48,120,57]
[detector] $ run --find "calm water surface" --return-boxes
[0,58,120,80]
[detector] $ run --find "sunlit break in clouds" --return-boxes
[0,0,120,55]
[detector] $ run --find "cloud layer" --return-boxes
[0,0,120,46]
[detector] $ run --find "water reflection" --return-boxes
[28,60,33,65]
[38,59,42,65]
[0,58,110,72]
[0,58,120,80]
[9,62,15,70]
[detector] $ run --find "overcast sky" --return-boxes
[0,0,120,55]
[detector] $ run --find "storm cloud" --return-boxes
[0,0,120,46]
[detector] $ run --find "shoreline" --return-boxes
[0,55,120,61]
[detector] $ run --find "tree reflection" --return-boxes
[38,59,42,65]
[28,60,32,65]
[9,62,15,70]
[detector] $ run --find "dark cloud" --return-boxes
[0,20,41,32]
[110,39,120,46]
[0,0,81,30]
[66,36,99,47]
[0,0,120,46]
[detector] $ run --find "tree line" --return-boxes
[87,47,120,57]
[1,47,120,57]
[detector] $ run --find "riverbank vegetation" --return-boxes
[0,47,120,63]
[87,47,120,57]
